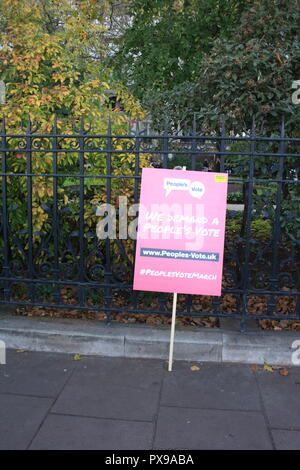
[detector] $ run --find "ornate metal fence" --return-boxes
[0,117,299,327]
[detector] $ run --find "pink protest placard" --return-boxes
[133,168,228,296]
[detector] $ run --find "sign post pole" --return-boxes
[167,165,185,372]
[168,292,177,371]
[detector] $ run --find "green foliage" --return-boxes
[281,194,300,243]
[226,211,272,242]
[113,0,247,102]
[143,0,300,135]
[227,192,243,204]
[166,154,205,171]
[225,212,242,240]
[139,291,157,308]
[251,219,272,241]
[225,137,299,243]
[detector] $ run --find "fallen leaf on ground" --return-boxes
[16,349,28,353]
[73,354,82,361]
[250,365,259,371]
[279,368,289,376]
[263,364,274,372]
[190,365,201,371]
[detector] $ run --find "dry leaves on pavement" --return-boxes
[250,364,289,376]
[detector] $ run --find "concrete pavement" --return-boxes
[0,313,299,365]
[1,349,300,450]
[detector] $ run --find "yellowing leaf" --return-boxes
[263,364,274,372]
[190,365,200,371]
[73,354,81,361]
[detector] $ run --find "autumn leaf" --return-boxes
[279,368,289,376]
[190,365,201,371]
[263,364,274,372]
[73,354,82,361]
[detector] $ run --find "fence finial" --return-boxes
[135,119,140,136]
[107,118,112,134]
[280,116,285,137]
[251,116,256,136]
[53,114,57,132]
[193,113,197,135]
[127,116,132,135]
[164,116,169,135]
[1,115,6,134]
[220,116,225,134]
[26,115,32,133]
[80,115,85,134]
[0,80,5,105]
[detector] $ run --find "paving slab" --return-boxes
[153,406,273,450]
[161,362,261,411]
[0,393,53,450]
[1,348,300,450]
[271,430,300,450]
[0,350,76,397]
[29,414,154,450]
[255,367,300,429]
[52,356,164,421]
[0,348,28,379]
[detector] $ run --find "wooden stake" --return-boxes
[168,165,185,372]
[168,292,177,371]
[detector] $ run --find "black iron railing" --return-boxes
[0,117,299,327]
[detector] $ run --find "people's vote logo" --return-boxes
[164,178,205,200]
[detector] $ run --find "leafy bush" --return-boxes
[251,219,272,241]
[227,192,243,204]
[226,211,272,242]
